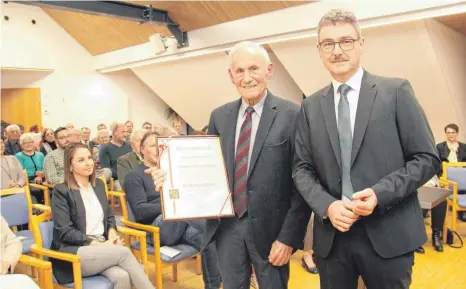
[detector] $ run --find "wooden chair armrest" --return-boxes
[117,226,146,238]
[29,183,48,191]
[19,254,51,269]
[31,244,80,263]
[32,204,51,212]
[121,219,160,234]
[42,182,55,189]
[0,187,24,196]
[107,191,123,198]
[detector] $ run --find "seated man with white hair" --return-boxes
[67,128,82,144]
[4,125,22,156]
[99,122,131,190]
[117,129,146,190]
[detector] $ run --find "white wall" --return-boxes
[0,3,169,135]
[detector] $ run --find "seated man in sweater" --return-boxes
[117,129,146,190]
[99,122,131,191]
[124,131,221,289]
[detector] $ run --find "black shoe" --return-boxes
[301,257,318,274]
[432,230,444,252]
[414,246,425,254]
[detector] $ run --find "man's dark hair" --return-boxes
[444,123,459,133]
[54,127,68,138]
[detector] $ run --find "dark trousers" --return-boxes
[315,223,414,289]
[215,214,289,289]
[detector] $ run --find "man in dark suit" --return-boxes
[4,125,21,156]
[117,129,146,190]
[202,41,310,289]
[293,9,440,289]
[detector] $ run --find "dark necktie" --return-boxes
[338,84,354,199]
[233,106,255,217]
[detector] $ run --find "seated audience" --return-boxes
[117,129,146,190]
[68,128,82,144]
[97,123,107,131]
[0,216,22,275]
[4,125,21,156]
[40,128,57,157]
[81,127,91,147]
[50,142,155,289]
[44,127,111,186]
[18,124,24,135]
[152,124,164,136]
[124,131,221,289]
[65,123,74,130]
[437,123,466,221]
[161,127,178,137]
[99,122,131,190]
[92,129,110,155]
[0,139,26,190]
[125,121,133,141]
[173,119,184,135]
[142,122,152,131]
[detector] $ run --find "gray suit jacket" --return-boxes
[203,92,311,258]
[117,151,142,190]
[293,71,440,259]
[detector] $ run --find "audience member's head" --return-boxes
[97,129,110,145]
[29,124,40,133]
[18,124,24,135]
[130,129,146,155]
[81,127,91,142]
[64,142,95,190]
[125,121,134,134]
[444,123,459,143]
[228,41,272,104]
[317,9,363,82]
[153,124,164,136]
[66,123,75,130]
[19,133,36,153]
[97,123,107,131]
[5,125,21,141]
[173,120,182,134]
[162,127,178,137]
[142,121,152,131]
[42,128,55,144]
[110,122,128,144]
[54,127,70,149]
[68,128,82,143]
[140,131,159,166]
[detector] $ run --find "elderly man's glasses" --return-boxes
[319,39,360,52]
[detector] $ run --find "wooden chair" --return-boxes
[107,190,201,289]
[29,209,150,289]
[17,254,53,289]
[440,161,466,236]
[24,169,50,207]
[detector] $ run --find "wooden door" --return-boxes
[1,88,42,131]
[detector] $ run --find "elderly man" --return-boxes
[67,128,82,144]
[4,125,22,156]
[81,127,91,146]
[148,41,310,289]
[99,122,131,190]
[292,9,439,289]
[117,129,146,190]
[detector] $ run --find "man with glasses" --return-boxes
[293,9,439,289]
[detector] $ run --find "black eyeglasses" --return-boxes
[319,39,360,52]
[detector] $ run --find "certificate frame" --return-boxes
[158,135,234,221]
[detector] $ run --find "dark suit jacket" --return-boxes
[117,151,142,190]
[293,71,440,259]
[50,178,117,284]
[203,92,311,258]
[436,141,466,176]
[4,140,21,156]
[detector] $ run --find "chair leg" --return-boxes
[452,206,457,232]
[196,254,202,275]
[443,203,450,243]
[172,264,178,282]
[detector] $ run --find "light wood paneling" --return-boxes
[41,1,308,55]
[435,12,466,36]
[1,88,42,130]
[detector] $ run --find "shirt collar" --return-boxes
[78,182,92,190]
[239,90,267,118]
[332,67,364,95]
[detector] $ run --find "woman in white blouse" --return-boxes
[50,142,154,289]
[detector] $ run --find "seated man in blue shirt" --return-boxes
[124,131,221,289]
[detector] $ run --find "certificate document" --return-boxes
[158,136,234,221]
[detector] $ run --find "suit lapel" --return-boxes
[320,85,341,169]
[72,189,86,232]
[351,71,377,166]
[225,99,241,192]
[248,94,278,177]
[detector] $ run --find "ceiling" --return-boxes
[434,12,466,36]
[42,1,309,56]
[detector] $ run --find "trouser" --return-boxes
[77,245,154,289]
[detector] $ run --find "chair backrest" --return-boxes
[0,193,29,226]
[31,210,53,249]
[445,166,466,191]
[115,192,136,222]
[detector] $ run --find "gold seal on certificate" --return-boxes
[158,136,234,221]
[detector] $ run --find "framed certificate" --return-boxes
[158,136,234,221]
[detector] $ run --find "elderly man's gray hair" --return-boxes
[6,124,20,133]
[19,133,36,146]
[228,41,271,67]
[317,9,361,40]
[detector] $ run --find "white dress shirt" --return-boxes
[78,183,104,240]
[235,91,267,173]
[332,67,364,136]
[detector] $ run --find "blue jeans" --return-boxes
[148,215,222,289]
